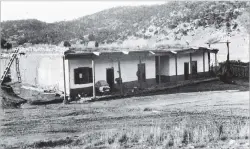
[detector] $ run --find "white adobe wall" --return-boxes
[68,55,156,89]
[2,53,65,91]
[168,52,209,76]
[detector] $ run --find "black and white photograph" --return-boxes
[0,1,249,148]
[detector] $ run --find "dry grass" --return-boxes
[27,115,249,149]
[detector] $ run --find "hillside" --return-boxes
[1,1,250,61]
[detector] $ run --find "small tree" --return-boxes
[1,38,7,48]
[88,34,95,41]
[63,41,71,47]
[6,43,12,50]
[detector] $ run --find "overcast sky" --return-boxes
[1,1,166,23]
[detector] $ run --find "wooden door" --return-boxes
[106,68,114,90]
[184,62,189,80]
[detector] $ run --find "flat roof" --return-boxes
[64,46,219,59]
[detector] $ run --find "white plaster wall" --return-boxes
[0,53,64,91]
[68,54,156,89]
[168,52,209,76]
[68,59,92,89]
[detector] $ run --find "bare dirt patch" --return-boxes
[0,79,249,148]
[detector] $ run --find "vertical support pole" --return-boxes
[203,50,205,73]
[139,56,143,88]
[208,51,211,73]
[175,54,178,82]
[226,41,230,71]
[92,59,96,99]
[62,56,68,104]
[68,59,71,101]
[189,53,192,79]
[118,58,123,95]
[215,52,218,72]
[158,56,161,84]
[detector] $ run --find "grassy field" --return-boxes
[0,80,249,149]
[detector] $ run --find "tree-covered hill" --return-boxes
[1,1,249,49]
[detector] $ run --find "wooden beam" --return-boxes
[62,56,68,104]
[92,59,96,99]
[118,59,123,95]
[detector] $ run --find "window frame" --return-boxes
[74,67,93,84]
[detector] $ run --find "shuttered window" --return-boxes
[74,67,93,84]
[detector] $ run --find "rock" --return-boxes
[228,139,235,145]
[187,144,195,149]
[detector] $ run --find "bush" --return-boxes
[63,41,71,47]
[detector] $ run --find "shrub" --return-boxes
[63,41,71,47]
[119,134,129,145]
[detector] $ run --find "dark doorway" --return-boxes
[106,68,114,91]
[184,62,189,80]
[191,61,197,75]
[137,63,146,82]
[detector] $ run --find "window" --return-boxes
[74,67,93,84]
[191,61,197,74]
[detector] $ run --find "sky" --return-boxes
[1,1,166,23]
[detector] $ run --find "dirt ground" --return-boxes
[0,79,249,149]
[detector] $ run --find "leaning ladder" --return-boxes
[0,48,20,85]
[15,57,21,83]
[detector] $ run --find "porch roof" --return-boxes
[64,46,218,59]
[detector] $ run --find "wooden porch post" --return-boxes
[158,56,161,84]
[215,52,218,72]
[139,56,143,88]
[92,59,96,99]
[62,56,68,104]
[175,54,178,82]
[208,51,211,73]
[203,50,205,73]
[189,53,192,79]
[118,59,123,95]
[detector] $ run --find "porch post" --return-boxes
[175,54,178,82]
[92,59,96,99]
[189,53,192,79]
[208,51,211,73]
[203,50,205,73]
[62,56,68,104]
[118,59,123,95]
[158,56,161,84]
[215,52,218,72]
[139,56,143,88]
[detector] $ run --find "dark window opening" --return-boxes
[74,67,93,84]
[191,61,197,74]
